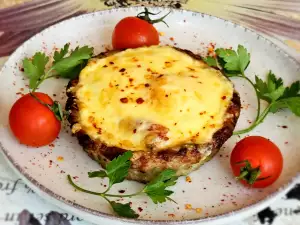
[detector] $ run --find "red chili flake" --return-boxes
[282,125,288,129]
[136,98,144,104]
[138,207,143,212]
[221,96,226,100]
[49,160,53,167]
[60,170,66,174]
[210,124,215,128]
[132,57,138,62]
[174,123,177,126]
[210,116,214,119]
[119,68,126,72]
[168,214,175,218]
[174,43,178,46]
[133,129,137,134]
[228,182,232,185]
[53,94,57,97]
[109,61,114,65]
[19,67,24,72]
[137,64,141,68]
[121,89,124,92]
[221,199,225,202]
[118,190,125,193]
[165,94,169,97]
[73,176,79,179]
[49,143,55,148]
[145,83,150,87]
[169,37,175,41]
[129,78,134,82]
[208,177,211,180]
[285,141,289,144]
[147,68,151,72]
[158,74,164,78]
[120,98,128,103]
[16,92,24,96]
[187,67,195,71]
[103,65,108,68]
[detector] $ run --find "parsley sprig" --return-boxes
[67,152,178,218]
[23,43,93,92]
[22,43,93,121]
[204,45,300,134]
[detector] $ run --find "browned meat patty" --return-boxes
[65,48,241,183]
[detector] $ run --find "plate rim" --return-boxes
[1,6,300,225]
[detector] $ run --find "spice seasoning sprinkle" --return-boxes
[119,68,126,72]
[120,98,128,103]
[185,204,192,209]
[185,176,192,183]
[57,156,64,161]
[136,98,144,104]
[109,61,114,65]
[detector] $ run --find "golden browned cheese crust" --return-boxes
[65,47,241,183]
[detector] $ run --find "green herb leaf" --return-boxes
[106,151,133,187]
[270,97,300,116]
[203,56,218,67]
[23,52,49,90]
[280,81,300,99]
[88,170,108,178]
[52,46,93,78]
[215,45,250,74]
[110,201,139,218]
[53,43,70,63]
[51,101,64,121]
[255,71,285,103]
[237,45,251,73]
[143,169,177,204]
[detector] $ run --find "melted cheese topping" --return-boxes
[73,46,234,151]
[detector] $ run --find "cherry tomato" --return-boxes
[9,92,61,147]
[112,17,159,50]
[230,136,283,188]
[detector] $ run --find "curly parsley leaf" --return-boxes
[52,46,93,78]
[255,71,285,103]
[280,81,300,99]
[22,44,93,91]
[270,97,300,116]
[203,56,218,67]
[106,151,133,187]
[215,45,250,75]
[236,70,300,135]
[109,201,139,219]
[143,169,178,204]
[68,152,178,219]
[23,52,49,90]
[53,43,70,63]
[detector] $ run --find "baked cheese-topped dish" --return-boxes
[66,45,241,182]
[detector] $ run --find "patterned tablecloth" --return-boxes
[0,1,300,225]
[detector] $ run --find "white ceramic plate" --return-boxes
[0,7,300,225]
